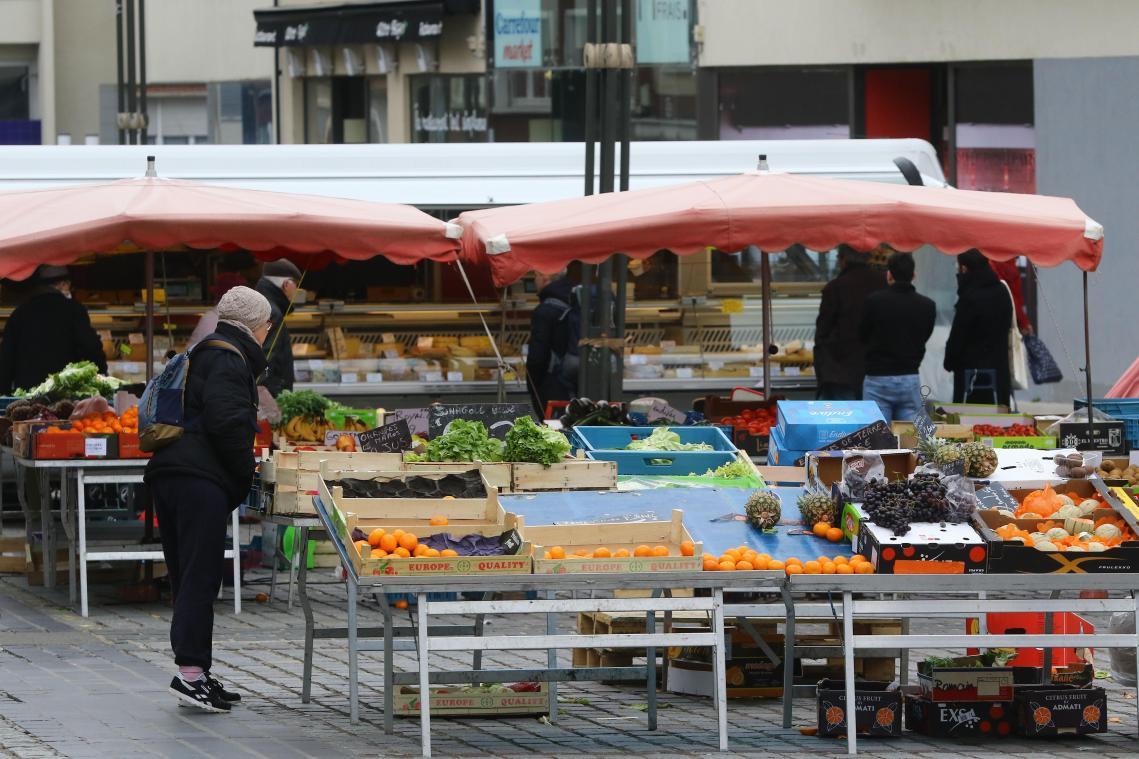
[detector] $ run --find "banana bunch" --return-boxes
[282,416,330,443]
[339,418,370,433]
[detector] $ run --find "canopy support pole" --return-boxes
[1084,271,1093,424]
[761,250,773,398]
[144,250,155,382]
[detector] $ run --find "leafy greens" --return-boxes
[407,419,504,462]
[15,361,125,401]
[275,390,333,420]
[625,427,713,452]
[504,416,571,465]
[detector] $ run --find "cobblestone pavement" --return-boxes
[1,568,1138,758]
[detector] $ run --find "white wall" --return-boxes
[0,0,42,44]
[143,0,272,83]
[697,0,1139,67]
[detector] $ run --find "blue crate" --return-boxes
[384,592,458,607]
[585,448,738,476]
[1075,398,1139,448]
[573,425,736,452]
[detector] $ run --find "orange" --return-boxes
[549,546,566,560]
[785,564,803,575]
[543,551,552,559]
[413,544,428,557]
[833,556,849,565]
[756,553,771,563]
[379,534,398,553]
[593,547,611,559]
[855,562,874,574]
[680,540,695,557]
[804,560,822,574]
[723,549,741,562]
[651,545,669,557]
[717,560,737,571]
[850,554,868,564]
[735,560,754,571]
[370,548,388,558]
[753,557,770,570]
[368,528,386,547]
[392,529,405,539]
[429,515,449,526]
[440,549,459,557]
[425,548,440,558]
[767,560,785,570]
[812,522,830,537]
[613,548,630,558]
[574,549,591,557]
[703,557,720,571]
[702,552,716,562]
[393,547,411,558]
[826,527,844,543]
[394,599,409,610]
[354,540,371,554]
[398,533,419,551]
[785,556,802,566]
[836,564,854,574]
[822,562,837,574]
[634,544,652,557]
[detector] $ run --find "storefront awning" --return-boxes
[253,1,478,47]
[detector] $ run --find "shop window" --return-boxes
[631,251,678,300]
[146,95,209,145]
[954,63,1034,192]
[632,67,697,140]
[719,68,849,140]
[710,246,840,293]
[411,74,489,143]
[305,76,387,144]
[0,66,30,120]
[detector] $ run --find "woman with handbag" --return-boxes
[944,250,1013,407]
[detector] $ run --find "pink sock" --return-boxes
[179,666,204,681]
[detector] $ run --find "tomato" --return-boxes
[740,409,754,420]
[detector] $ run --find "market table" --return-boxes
[5,449,241,616]
[309,494,753,757]
[787,573,1139,755]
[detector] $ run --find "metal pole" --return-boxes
[612,0,632,394]
[761,250,773,396]
[579,0,598,398]
[125,0,137,144]
[115,0,125,145]
[1084,271,1093,424]
[595,0,618,399]
[138,0,147,145]
[144,250,155,381]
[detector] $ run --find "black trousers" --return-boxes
[153,476,229,671]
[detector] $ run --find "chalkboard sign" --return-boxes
[428,403,534,440]
[912,407,938,444]
[817,420,896,452]
[976,483,1019,513]
[1058,422,1127,457]
[385,407,429,437]
[357,419,413,453]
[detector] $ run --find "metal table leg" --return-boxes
[288,525,302,610]
[843,591,857,756]
[781,584,796,728]
[382,592,395,735]
[645,601,658,731]
[39,469,54,588]
[299,527,315,704]
[417,591,432,758]
[347,573,360,723]
[61,469,76,604]
[78,471,90,618]
[231,509,242,614]
[545,589,558,722]
[711,587,728,751]
[268,521,280,602]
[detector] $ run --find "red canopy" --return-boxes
[0,176,461,281]
[457,172,1104,286]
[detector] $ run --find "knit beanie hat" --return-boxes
[216,285,271,338]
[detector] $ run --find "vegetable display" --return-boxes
[557,398,630,429]
[275,390,333,421]
[407,419,504,463]
[15,362,125,401]
[503,416,571,465]
[704,459,753,479]
[625,427,713,452]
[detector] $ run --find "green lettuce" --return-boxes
[504,416,571,465]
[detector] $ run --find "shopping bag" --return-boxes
[1024,335,1063,384]
[1002,282,1029,390]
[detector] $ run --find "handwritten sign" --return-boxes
[385,408,429,437]
[1058,422,1127,457]
[323,430,360,447]
[912,407,938,444]
[84,437,108,458]
[646,399,686,424]
[976,483,1019,513]
[357,419,413,453]
[428,403,533,440]
[816,420,896,452]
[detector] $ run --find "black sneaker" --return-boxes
[205,673,241,703]
[169,675,231,713]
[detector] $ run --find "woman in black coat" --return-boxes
[944,250,1013,406]
[145,286,270,713]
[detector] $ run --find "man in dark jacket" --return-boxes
[254,258,301,396]
[526,270,577,417]
[945,249,1013,406]
[0,265,107,394]
[814,246,886,400]
[146,286,270,713]
[858,253,937,421]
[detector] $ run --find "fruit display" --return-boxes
[702,546,874,575]
[994,515,1135,552]
[797,491,837,527]
[961,441,999,478]
[744,490,781,530]
[1054,452,1095,479]
[556,398,630,429]
[275,389,372,442]
[349,526,519,560]
[541,541,691,560]
[70,407,138,435]
[1012,485,1105,519]
[717,406,776,437]
[333,471,486,499]
[810,522,845,542]
[3,398,75,422]
[973,423,1037,437]
[861,474,975,537]
[14,361,125,401]
[1096,460,1139,486]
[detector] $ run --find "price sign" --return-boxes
[628,354,648,365]
[357,419,413,453]
[976,483,1019,513]
[783,366,801,377]
[365,372,384,383]
[385,407,429,437]
[1058,422,1127,457]
[816,420,896,452]
[912,407,938,445]
[428,403,533,440]
[675,367,694,379]
[340,373,358,384]
[422,371,444,383]
[446,371,464,382]
[749,366,764,378]
[84,437,108,458]
[646,399,686,424]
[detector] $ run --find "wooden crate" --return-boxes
[270,486,318,516]
[344,513,529,577]
[527,509,702,574]
[319,465,503,528]
[0,536,28,573]
[511,458,617,492]
[573,609,710,667]
[402,459,512,491]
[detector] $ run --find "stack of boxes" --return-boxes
[769,401,886,466]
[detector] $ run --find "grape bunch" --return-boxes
[862,474,955,536]
[842,468,884,501]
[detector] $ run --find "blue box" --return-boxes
[775,401,886,451]
[573,426,736,452]
[575,426,737,476]
[768,425,807,467]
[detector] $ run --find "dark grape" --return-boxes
[861,474,958,537]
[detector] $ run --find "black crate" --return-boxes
[1014,685,1107,737]
[816,679,902,737]
[905,696,1015,738]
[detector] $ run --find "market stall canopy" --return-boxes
[0,174,462,281]
[457,172,1104,287]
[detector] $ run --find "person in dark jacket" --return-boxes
[814,246,886,400]
[526,270,577,417]
[0,265,107,394]
[254,258,301,397]
[945,249,1013,407]
[858,253,937,421]
[145,286,270,713]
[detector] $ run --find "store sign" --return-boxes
[413,106,489,137]
[358,419,414,454]
[254,6,444,47]
[635,0,691,64]
[493,0,542,68]
[1059,421,1127,457]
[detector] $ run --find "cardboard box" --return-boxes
[856,519,987,574]
[974,508,1139,574]
[667,656,796,699]
[979,436,1059,450]
[117,432,151,459]
[393,684,548,717]
[917,658,1016,702]
[905,696,1015,738]
[776,401,886,451]
[816,679,902,737]
[768,425,807,467]
[527,509,702,574]
[1013,686,1107,736]
[806,450,918,494]
[892,421,973,448]
[756,466,808,487]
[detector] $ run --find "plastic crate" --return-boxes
[585,448,737,476]
[573,425,736,452]
[967,612,1093,668]
[1075,398,1139,447]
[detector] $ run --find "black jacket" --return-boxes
[0,289,108,394]
[145,322,267,509]
[255,277,294,396]
[526,278,575,414]
[944,267,1012,375]
[859,282,937,376]
[814,263,887,387]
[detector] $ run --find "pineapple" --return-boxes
[745,490,782,530]
[961,441,999,478]
[797,491,836,527]
[933,442,964,471]
[916,435,959,468]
